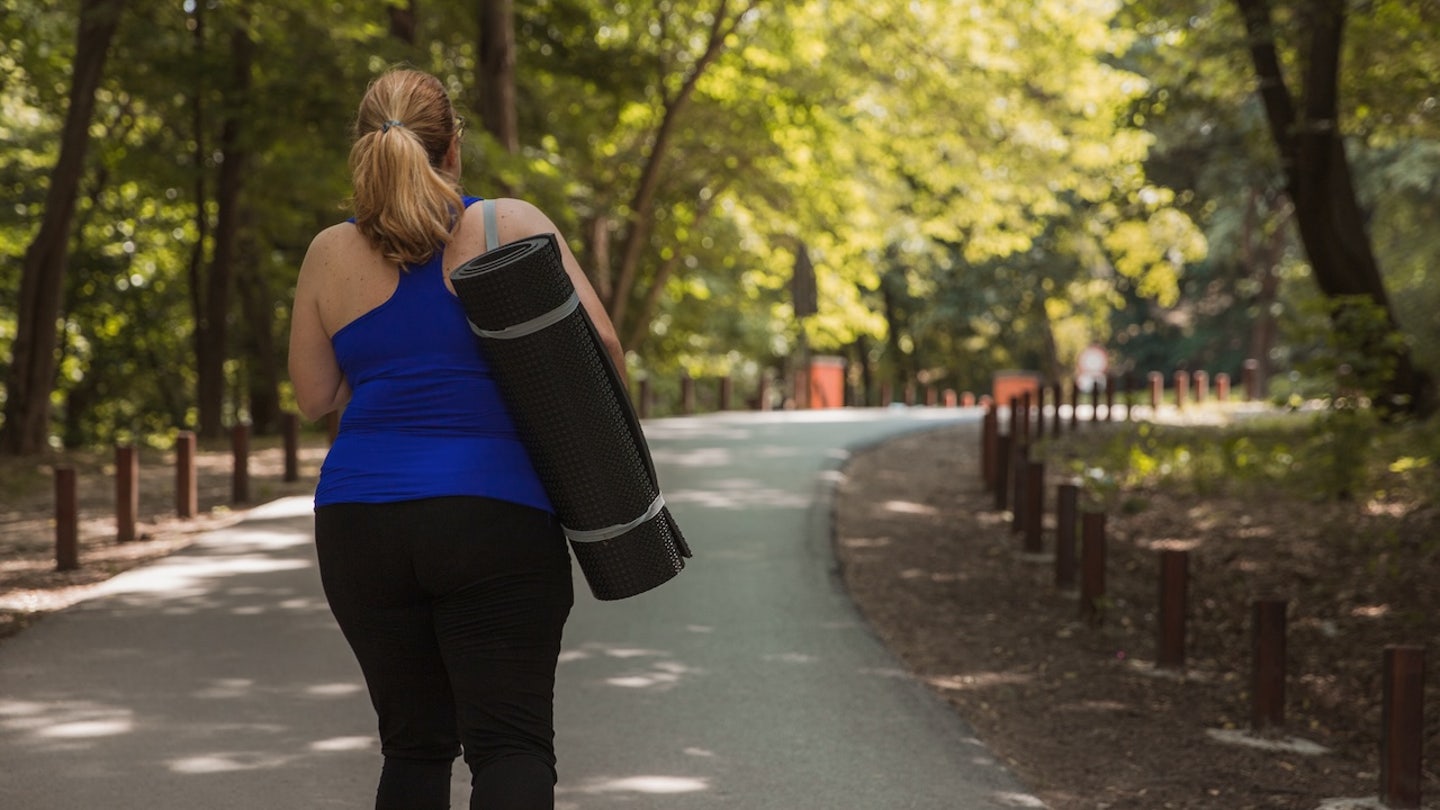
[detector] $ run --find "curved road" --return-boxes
[0,408,1043,809]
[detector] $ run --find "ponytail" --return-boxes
[348,70,465,267]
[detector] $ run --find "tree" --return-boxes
[476,0,519,154]
[1233,0,1432,411]
[1,0,128,455]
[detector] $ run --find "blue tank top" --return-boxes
[314,196,552,512]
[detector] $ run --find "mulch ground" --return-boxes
[832,420,1439,809]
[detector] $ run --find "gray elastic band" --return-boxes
[470,292,580,339]
[562,494,667,544]
[484,198,499,250]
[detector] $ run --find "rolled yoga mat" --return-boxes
[450,232,691,600]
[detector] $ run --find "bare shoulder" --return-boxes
[299,222,365,280]
[493,197,560,239]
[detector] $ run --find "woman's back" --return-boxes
[314,198,551,510]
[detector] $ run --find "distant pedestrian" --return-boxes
[287,67,623,810]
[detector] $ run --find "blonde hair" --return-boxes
[348,69,465,266]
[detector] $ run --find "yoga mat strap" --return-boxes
[563,494,667,543]
[469,292,579,340]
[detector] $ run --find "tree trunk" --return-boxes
[389,0,417,44]
[236,215,280,435]
[476,0,518,154]
[0,0,128,456]
[196,13,254,438]
[609,1,753,338]
[1234,0,1431,411]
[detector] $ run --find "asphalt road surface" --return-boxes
[0,408,1044,809]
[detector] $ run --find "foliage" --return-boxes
[2,0,1437,452]
[1048,411,1439,509]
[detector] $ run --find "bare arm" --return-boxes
[493,199,628,384]
[287,228,352,422]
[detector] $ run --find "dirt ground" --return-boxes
[832,420,1439,809]
[0,435,327,642]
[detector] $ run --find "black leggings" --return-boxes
[315,496,573,810]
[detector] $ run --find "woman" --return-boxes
[288,68,622,810]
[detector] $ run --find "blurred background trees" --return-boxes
[2,0,1436,453]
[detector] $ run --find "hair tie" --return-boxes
[381,120,404,133]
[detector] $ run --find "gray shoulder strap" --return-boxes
[483,198,499,251]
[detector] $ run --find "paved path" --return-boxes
[0,408,1043,809]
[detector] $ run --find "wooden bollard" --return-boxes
[1215,372,1230,402]
[1243,358,1259,401]
[1034,385,1047,438]
[55,467,79,572]
[925,385,938,407]
[961,391,975,407]
[719,375,733,411]
[880,381,893,407]
[1174,371,1190,410]
[116,443,138,543]
[981,405,998,489]
[1194,370,1209,404]
[1251,598,1288,729]
[757,374,770,411]
[1124,373,1135,421]
[1051,380,1063,437]
[994,434,1012,512]
[1080,511,1107,621]
[1380,645,1425,809]
[638,379,652,419]
[1090,379,1102,424]
[1104,374,1115,421]
[904,382,917,406]
[175,431,198,519]
[1157,550,1189,669]
[1055,483,1078,589]
[282,413,300,483]
[680,374,695,415]
[943,388,957,407]
[1148,371,1163,412]
[232,423,250,505]
[1070,380,1081,429]
[1010,443,1027,533]
[1023,460,1044,553]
